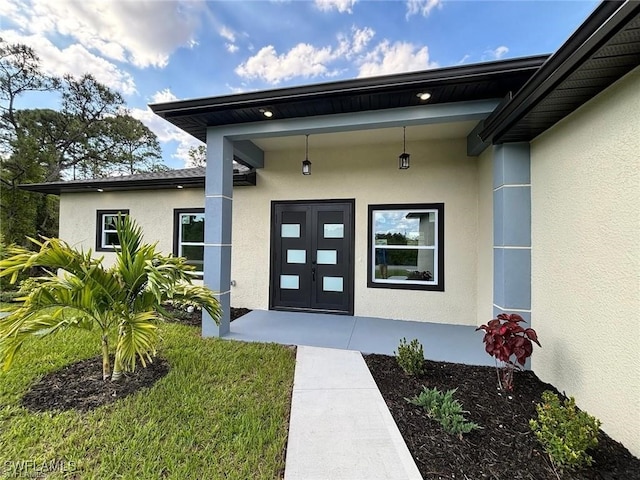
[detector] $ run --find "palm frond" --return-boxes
[170,284,222,325]
[0,237,98,285]
[113,311,160,373]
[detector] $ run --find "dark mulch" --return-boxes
[364,354,640,480]
[163,305,252,327]
[20,307,253,413]
[22,356,170,413]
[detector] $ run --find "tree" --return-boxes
[100,115,166,176]
[0,41,57,154]
[0,215,221,382]
[0,40,167,244]
[187,145,206,167]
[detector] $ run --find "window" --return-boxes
[96,209,129,251]
[173,209,205,276]
[367,203,444,291]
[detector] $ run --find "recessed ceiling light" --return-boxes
[97,188,104,192]
[177,185,184,189]
[417,92,432,101]
[259,108,273,118]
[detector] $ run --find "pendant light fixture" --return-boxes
[398,126,410,170]
[302,134,312,175]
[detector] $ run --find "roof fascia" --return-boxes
[149,56,547,117]
[478,0,639,145]
[19,170,256,195]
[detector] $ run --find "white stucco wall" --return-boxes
[59,188,205,267]
[232,137,480,325]
[476,146,493,325]
[530,67,640,456]
[58,136,485,326]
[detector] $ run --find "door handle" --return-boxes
[312,267,316,282]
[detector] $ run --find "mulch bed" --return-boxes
[364,354,640,480]
[22,356,170,413]
[163,305,251,327]
[21,307,253,413]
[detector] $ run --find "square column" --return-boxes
[493,143,532,323]
[203,132,234,336]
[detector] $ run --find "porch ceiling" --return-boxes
[251,120,478,152]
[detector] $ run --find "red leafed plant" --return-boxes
[476,313,541,391]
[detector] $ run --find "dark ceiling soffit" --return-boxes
[478,0,640,145]
[19,170,256,195]
[149,55,549,118]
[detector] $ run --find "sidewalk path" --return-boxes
[284,346,423,480]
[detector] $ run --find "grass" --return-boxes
[0,323,296,479]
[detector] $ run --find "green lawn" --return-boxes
[0,323,296,479]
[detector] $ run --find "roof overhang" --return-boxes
[19,169,256,195]
[150,56,548,144]
[478,0,640,146]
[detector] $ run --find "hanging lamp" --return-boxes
[398,126,410,170]
[302,134,312,175]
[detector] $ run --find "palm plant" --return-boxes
[0,215,221,381]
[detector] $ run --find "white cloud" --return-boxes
[2,0,204,68]
[484,45,509,60]
[349,26,375,55]
[406,0,442,19]
[235,44,336,84]
[219,25,236,43]
[219,26,239,54]
[315,0,357,14]
[150,88,179,104]
[357,41,436,77]
[235,26,375,84]
[225,83,251,94]
[0,30,136,95]
[130,106,202,168]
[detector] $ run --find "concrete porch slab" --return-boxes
[224,309,493,366]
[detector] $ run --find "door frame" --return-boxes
[269,198,356,315]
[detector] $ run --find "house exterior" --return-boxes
[22,1,639,456]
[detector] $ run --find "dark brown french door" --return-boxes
[270,200,354,314]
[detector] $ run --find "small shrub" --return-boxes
[530,390,601,471]
[476,313,541,391]
[408,387,481,438]
[395,337,424,375]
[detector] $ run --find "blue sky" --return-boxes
[1,0,599,169]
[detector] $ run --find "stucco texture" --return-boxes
[59,188,205,267]
[476,146,494,325]
[232,137,480,325]
[58,136,487,326]
[530,67,640,456]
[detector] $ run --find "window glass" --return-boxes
[369,204,443,291]
[176,210,205,275]
[181,214,205,242]
[104,231,120,247]
[97,210,128,251]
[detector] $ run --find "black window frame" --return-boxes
[96,209,129,252]
[367,203,445,291]
[173,208,205,277]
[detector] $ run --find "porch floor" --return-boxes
[223,309,493,366]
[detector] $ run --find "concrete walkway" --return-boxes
[284,345,422,480]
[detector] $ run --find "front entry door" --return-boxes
[270,200,354,314]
